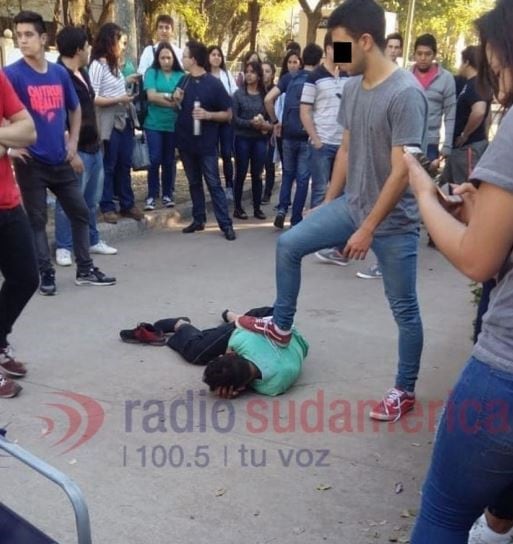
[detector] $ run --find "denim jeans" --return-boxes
[278,138,311,225]
[233,136,267,211]
[145,129,176,200]
[309,143,339,208]
[264,140,275,198]
[218,122,234,189]
[411,357,513,543]
[101,124,135,213]
[14,157,93,273]
[0,206,39,347]
[55,150,103,251]
[179,150,232,231]
[273,195,423,391]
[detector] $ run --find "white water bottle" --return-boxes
[193,100,201,136]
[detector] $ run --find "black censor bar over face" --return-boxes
[333,42,352,63]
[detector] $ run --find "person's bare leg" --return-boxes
[224,311,239,323]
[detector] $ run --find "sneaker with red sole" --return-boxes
[119,323,166,346]
[236,316,292,347]
[369,387,415,422]
[0,346,27,378]
[0,373,22,398]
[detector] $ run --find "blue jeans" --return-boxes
[55,150,103,251]
[309,143,339,208]
[411,357,513,543]
[179,150,232,231]
[145,129,176,200]
[101,124,135,213]
[218,123,234,189]
[278,138,311,225]
[273,195,423,391]
[234,136,267,211]
[264,140,275,198]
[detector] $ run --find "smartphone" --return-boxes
[403,146,434,175]
[436,183,463,205]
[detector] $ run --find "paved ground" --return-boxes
[0,200,474,544]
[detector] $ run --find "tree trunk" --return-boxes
[114,0,137,63]
[306,10,322,44]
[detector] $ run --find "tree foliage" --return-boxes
[380,0,494,68]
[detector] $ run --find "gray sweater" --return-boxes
[232,89,268,138]
[412,65,456,154]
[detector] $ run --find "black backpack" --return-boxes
[282,70,309,139]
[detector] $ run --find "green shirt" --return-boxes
[228,328,309,396]
[143,68,183,132]
[121,58,137,79]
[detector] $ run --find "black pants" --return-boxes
[14,157,93,273]
[164,306,273,365]
[0,206,39,347]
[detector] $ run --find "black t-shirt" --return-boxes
[453,76,490,146]
[175,72,231,155]
[58,58,100,154]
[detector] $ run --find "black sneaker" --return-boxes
[274,212,285,229]
[39,269,56,296]
[75,267,116,286]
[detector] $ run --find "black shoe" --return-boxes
[39,269,56,296]
[261,194,271,204]
[182,222,205,233]
[274,212,285,229]
[254,209,266,220]
[221,309,230,323]
[233,208,248,220]
[223,226,236,241]
[75,267,116,286]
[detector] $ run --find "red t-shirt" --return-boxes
[413,64,439,90]
[0,70,25,209]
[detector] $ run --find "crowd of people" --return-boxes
[0,0,512,541]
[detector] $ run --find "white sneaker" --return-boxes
[469,514,513,544]
[90,240,118,255]
[56,248,72,267]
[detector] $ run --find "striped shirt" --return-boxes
[89,60,126,98]
[300,65,347,146]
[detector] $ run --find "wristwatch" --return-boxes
[163,93,171,100]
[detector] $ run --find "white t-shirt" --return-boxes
[137,43,184,75]
[89,59,126,97]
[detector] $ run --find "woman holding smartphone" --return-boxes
[407,2,513,542]
[143,42,184,210]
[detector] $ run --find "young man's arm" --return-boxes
[300,103,322,148]
[342,145,409,259]
[454,101,487,148]
[264,86,281,123]
[0,110,35,150]
[66,105,82,162]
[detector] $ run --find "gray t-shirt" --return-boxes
[338,69,428,235]
[471,107,513,372]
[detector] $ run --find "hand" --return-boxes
[404,151,438,200]
[192,107,211,121]
[455,134,467,148]
[342,226,373,260]
[70,153,84,174]
[125,73,141,84]
[250,118,262,129]
[451,182,478,224]
[214,385,245,399]
[0,144,7,158]
[273,123,282,138]
[173,88,184,103]
[66,139,78,163]
[311,137,323,150]
[8,147,30,163]
[118,94,134,105]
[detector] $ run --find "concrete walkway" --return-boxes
[1,202,475,543]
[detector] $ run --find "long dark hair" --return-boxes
[151,41,183,73]
[280,50,302,78]
[475,0,513,108]
[244,60,265,97]
[207,45,227,72]
[91,22,123,76]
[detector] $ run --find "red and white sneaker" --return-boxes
[0,346,27,378]
[236,316,292,347]
[369,387,415,422]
